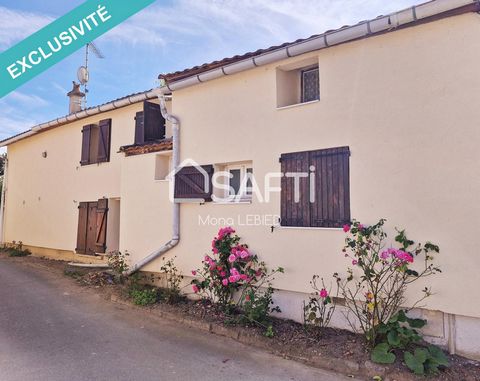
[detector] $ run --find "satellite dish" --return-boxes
[77,66,89,85]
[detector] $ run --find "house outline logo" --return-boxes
[167,158,211,203]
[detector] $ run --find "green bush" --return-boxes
[130,288,158,306]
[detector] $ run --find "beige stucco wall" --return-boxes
[138,13,480,322]
[3,11,480,349]
[3,103,143,254]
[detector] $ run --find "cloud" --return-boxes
[0,92,50,140]
[0,6,53,51]
[8,91,49,107]
[98,0,419,68]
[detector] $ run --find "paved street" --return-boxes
[0,257,351,381]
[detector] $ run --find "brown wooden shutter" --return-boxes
[97,119,111,163]
[95,198,108,253]
[80,125,92,165]
[134,111,145,145]
[76,202,88,254]
[143,101,165,141]
[174,165,214,201]
[280,151,310,227]
[310,146,350,228]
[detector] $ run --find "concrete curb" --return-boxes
[107,293,417,381]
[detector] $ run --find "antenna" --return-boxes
[77,41,105,108]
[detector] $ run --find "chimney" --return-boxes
[67,81,85,114]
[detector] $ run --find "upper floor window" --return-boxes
[80,119,111,166]
[301,67,319,103]
[134,101,165,145]
[276,58,320,108]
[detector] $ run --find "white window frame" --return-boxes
[224,164,253,202]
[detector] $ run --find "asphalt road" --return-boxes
[0,257,352,381]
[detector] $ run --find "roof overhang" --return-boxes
[158,0,480,92]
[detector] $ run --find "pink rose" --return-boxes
[191,270,197,276]
[343,224,350,233]
[228,254,236,263]
[239,250,250,259]
[352,259,358,265]
[240,274,248,281]
[394,250,413,263]
[319,288,328,298]
[228,276,236,283]
[192,285,199,293]
[222,278,228,286]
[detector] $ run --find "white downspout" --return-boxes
[127,88,180,275]
[0,155,8,244]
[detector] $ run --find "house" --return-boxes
[1,0,480,360]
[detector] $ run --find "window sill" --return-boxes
[277,226,342,231]
[276,99,319,111]
[213,200,252,205]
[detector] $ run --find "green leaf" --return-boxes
[414,348,428,363]
[371,343,396,364]
[404,351,425,375]
[427,345,449,367]
[397,310,407,322]
[387,331,401,347]
[408,318,427,329]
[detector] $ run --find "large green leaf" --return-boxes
[427,345,449,367]
[371,343,396,364]
[404,351,425,375]
[387,330,401,347]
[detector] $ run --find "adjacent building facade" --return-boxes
[1,0,480,360]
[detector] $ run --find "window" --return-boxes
[301,67,320,103]
[80,119,111,166]
[226,164,253,201]
[276,58,320,108]
[280,147,350,228]
[76,199,108,255]
[134,101,165,144]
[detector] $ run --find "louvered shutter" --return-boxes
[76,202,88,254]
[95,198,108,253]
[310,147,350,228]
[174,165,214,202]
[97,119,111,163]
[143,101,165,141]
[80,125,92,165]
[280,151,310,227]
[134,111,145,145]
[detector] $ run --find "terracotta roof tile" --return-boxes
[119,138,173,157]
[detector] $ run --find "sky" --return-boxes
[0,0,419,141]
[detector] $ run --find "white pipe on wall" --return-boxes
[126,88,180,275]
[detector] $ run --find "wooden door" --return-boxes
[85,202,98,255]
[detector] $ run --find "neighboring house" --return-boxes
[1,0,480,360]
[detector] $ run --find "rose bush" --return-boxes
[191,227,284,324]
[334,219,441,347]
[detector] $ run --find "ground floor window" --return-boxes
[76,198,108,255]
[280,146,350,228]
